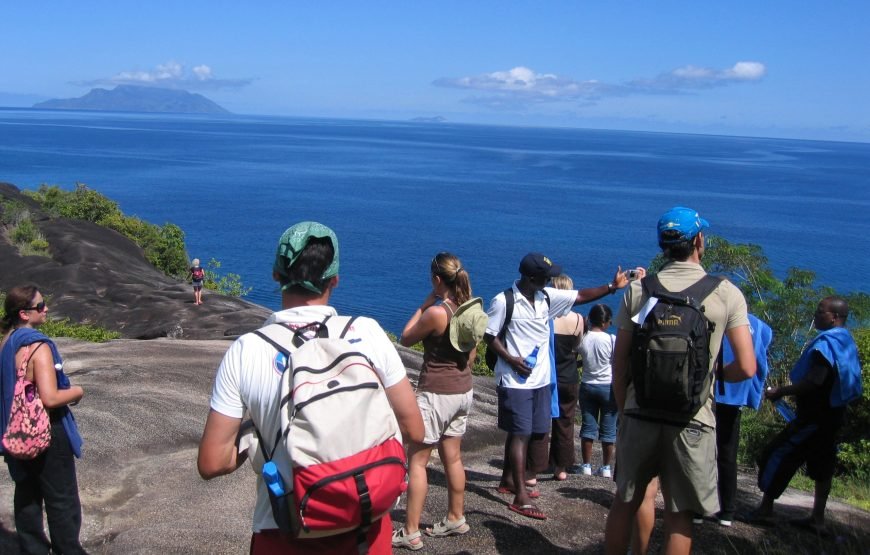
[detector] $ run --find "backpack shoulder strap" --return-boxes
[542,290,551,308]
[252,325,294,358]
[498,288,515,341]
[680,275,723,305]
[640,275,664,299]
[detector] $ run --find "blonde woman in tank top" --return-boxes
[393,253,475,550]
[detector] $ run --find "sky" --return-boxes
[1,2,868,142]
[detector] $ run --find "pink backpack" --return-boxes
[2,343,51,459]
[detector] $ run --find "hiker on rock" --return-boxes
[750,296,862,534]
[392,252,486,551]
[188,258,205,305]
[485,252,637,520]
[603,207,756,555]
[197,222,423,554]
[1,285,86,555]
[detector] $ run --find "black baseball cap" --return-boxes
[519,252,562,278]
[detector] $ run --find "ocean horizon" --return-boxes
[1,109,868,334]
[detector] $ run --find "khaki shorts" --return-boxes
[416,390,473,445]
[615,415,719,515]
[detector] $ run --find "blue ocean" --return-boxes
[1,109,868,334]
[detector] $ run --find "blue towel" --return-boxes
[716,314,773,410]
[1,328,83,458]
[790,327,862,408]
[548,319,559,418]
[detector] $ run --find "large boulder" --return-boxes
[0,183,269,339]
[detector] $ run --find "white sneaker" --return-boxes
[597,465,612,478]
[580,463,592,475]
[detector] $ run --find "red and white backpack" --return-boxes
[251,315,406,548]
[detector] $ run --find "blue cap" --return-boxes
[657,207,709,244]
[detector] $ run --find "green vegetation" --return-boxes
[26,183,189,277]
[0,293,120,343]
[202,258,252,297]
[652,236,869,497]
[17,183,250,296]
[0,198,51,257]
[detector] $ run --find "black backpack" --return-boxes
[630,274,722,418]
[485,288,550,371]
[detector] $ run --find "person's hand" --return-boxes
[419,290,439,312]
[612,266,629,289]
[632,267,647,280]
[508,356,533,377]
[765,386,783,401]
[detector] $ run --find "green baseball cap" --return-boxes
[273,221,339,294]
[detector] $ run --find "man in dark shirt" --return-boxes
[752,296,862,533]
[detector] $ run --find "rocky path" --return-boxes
[1,339,867,554]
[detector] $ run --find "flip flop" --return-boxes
[789,517,830,538]
[508,503,547,520]
[497,486,540,499]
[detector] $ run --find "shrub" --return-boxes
[203,258,251,297]
[0,293,120,343]
[39,317,121,342]
[27,183,191,278]
[10,218,37,244]
[0,199,30,226]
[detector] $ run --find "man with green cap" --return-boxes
[198,221,424,554]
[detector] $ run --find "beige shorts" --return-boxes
[416,390,474,445]
[615,415,719,515]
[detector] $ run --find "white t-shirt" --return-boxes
[209,305,407,532]
[485,283,576,389]
[579,330,615,385]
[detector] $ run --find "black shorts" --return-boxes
[757,409,845,498]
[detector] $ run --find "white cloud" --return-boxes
[435,61,766,108]
[434,66,615,103]
[631,61,767,91]
[75,61,252,90]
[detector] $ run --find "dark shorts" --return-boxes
[497,385,551,436]
[757,410,845,499]
[193,280,203,291]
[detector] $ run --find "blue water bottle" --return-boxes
[262,461,286,497]
[517,346,540,384]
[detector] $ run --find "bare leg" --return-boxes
[811,477,831,526]
[602,442,615,467]
[662,510,693,555]
[631,477,659,555]
[402,442,434,537]
[500,433,533,506]
[605,488,646,555]
[581,438,593,464]
[755,491,775,517]
[437,436,466,521]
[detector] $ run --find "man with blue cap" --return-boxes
[198,221,424,554]
[604,207,757,555]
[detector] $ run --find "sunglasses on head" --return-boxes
[23,301,47,313]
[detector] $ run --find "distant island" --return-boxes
[33,85,229,114]
[410,116,447,123]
